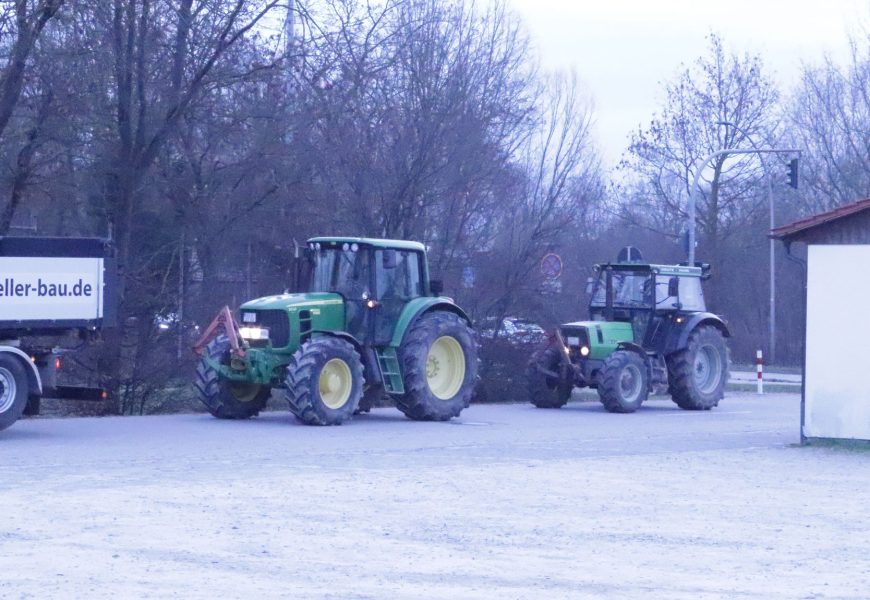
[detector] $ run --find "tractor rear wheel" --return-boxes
[285,337,363,425]
[395,311,477,421]
[527,344,571,408]
[667,325,729,410]
[598,350,648,413]
[195,335,271,419]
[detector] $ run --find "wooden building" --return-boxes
[772,198,870,444]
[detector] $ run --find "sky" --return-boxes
[508,0,869,166]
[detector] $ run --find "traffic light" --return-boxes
[787,157,799,189]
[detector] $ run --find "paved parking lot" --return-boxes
[2,392,868,599]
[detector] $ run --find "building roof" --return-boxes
[771,197,870,240]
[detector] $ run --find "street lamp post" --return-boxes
[687,137,800,365]
[719,122,775,363]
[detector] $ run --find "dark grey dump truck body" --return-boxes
[0,237,116,432]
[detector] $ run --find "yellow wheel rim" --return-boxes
[229,381,261,403]
[426,336,466,400]
[319,358,353,409]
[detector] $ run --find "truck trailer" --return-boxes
[0,237,116,431]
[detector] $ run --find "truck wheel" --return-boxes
[395,311,478,421]
[195,335,271,419]
[0,355,29,431]
[667,325,729,410]
[285,337,363,425]
[598,350,648,413]
[527,344,571,408]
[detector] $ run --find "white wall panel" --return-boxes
[805,245,870,440]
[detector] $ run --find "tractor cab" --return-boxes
[586,262,709,347]
[306,237,432,343]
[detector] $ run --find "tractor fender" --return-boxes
[663,313,730,355]
[0,345,42,396]
[389,297,472,348]
[311,329,363,351]
[615,341,652,377]
[616,341,647,358]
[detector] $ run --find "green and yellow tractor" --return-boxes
[194,237,477,425]
[528,254,731,413]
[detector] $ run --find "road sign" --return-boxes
[540,253,563,279]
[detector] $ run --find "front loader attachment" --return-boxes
[192,305,245,357]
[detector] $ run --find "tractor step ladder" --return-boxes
[376,347,405,394]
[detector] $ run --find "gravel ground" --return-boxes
[1,392,868,599]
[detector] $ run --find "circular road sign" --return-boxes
[540,252,563,279]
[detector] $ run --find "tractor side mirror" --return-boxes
[585,277,595,295]
[382,249,398,269]
[667,277,679,297]
[430,279,444,296]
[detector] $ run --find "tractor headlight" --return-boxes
[239,326,270,341]
[580,346,590,357]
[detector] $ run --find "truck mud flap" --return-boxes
[42,385,106,401]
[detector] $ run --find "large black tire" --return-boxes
[667,325,729,410]
[195,335,271,419]
[0,354,30,431]
[285,337,363,425]
[597,350,649,413]
[395,311,478,421]
[527,344,571,408]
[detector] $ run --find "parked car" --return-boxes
[478,316,547,346]
[153,312,201,341]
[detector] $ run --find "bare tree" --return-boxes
[293,0,536,269]
[789,37,870,212]
[474,71,602,319]
[0,0,64,141]
[618,34,779,307]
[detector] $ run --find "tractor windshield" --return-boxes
[590,272,653,308]
[589,270,706,312]
[311,247,373,300]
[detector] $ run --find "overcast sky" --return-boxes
[508,0,869,166]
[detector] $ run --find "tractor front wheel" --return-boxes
[598,350,649,413]
[527,344,572,408]
[285,337,363,425]
[395,311,477,421]
[667,325,729,410]
[195,335,271,419]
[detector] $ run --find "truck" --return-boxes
[194,237,478,425]
[0,237,116,432]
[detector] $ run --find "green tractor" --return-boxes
[193,237,478,425]
[528,253,730,413]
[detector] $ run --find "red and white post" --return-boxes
[756,350,764,395]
